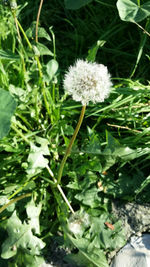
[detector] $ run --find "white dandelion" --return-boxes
[57,59,112,188]
[63,59,112,105]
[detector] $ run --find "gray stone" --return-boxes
[111,201,150,240]
[111,234,150,267]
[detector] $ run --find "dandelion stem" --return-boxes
[57,105,86,185]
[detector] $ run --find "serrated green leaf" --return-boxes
[0,89,17,139]
[106,130,120,152]
[89,214,126,251]
[63,124,74,136]
[116,0,150,22]
[102,131,137,170]
[20,254,45,267]
[85,133,101,155]
[65,251,94,267]
[26,137,50,175]
[75,186,100,208]
[64,0,93,10]
[106,169,145,199]
[66,233,108,267]
[1,211,45,259]
[26,198,42,234]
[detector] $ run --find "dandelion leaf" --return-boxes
[26,137,50,175]
[1,211,45,259]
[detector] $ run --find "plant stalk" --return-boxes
[36,0,44,43]
[0,193,31,214]
[46,166,75,214]
[11,124,30,144]
[57,105,86,185]
[137,0,140,7]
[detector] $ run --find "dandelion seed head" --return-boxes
[68,212,90,236]
[63,59,112,105]
[68,221,82,235]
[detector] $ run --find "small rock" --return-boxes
[111,234,150,267]
[112,201,150,239]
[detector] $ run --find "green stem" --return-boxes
[137,0,140,7]
[16,112,33,130]
[57,105,86,185]
[35,0,44,43]
[12,10,22,41]
[16,18,32,50]
[0,193,31,214]
[11,124,30,144]
[8,176,38,200]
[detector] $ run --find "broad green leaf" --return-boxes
[106,169,145,199]
[75,186,101,208]
[0,49,20,60]
[64,0,93,10]
[89,214,126,250]
[63,124,74,136]
[37,27,51,41]
[65,251,96,267]
[67,233,108,267]
[113,146,137,161]
[46,59,59,81]
[103,131,137,170]
[26,23,51,41]
[0,89,17,139]
[19,254,45,267]
[33,42,53,56]
[85,132,102,155]
[116,0,150,22]
[1,211,45,259]
[106,130,120,152]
